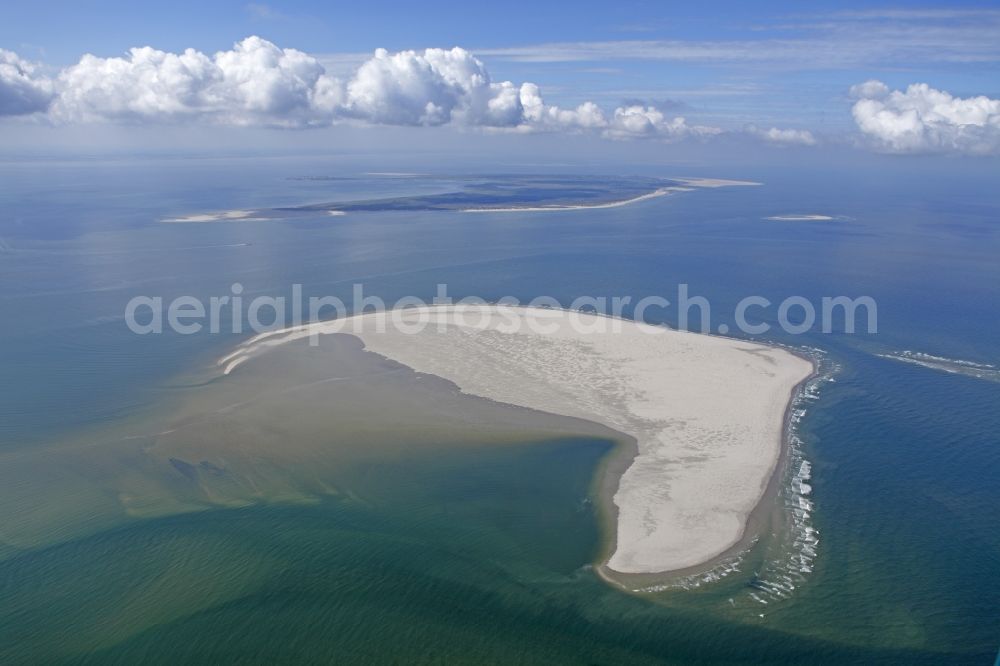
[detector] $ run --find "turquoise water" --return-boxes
[0,157,997,662]
[0,440,974,665]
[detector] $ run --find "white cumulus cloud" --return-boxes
[343,47,526,127]
[748,125,818,146]
[515,84,611,132]
[851,80,1000,154]
[605,105,722,140]
[3,37,728,141]
[0,49,54,116]
[54,36,335,126]
[50,39,605,131]
[849,79,889,100]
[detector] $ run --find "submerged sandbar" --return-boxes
[223,305,813,575]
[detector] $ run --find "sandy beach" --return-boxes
[765,214,835,221]
[460,178,761,213]
[459,186,691,212]
[162,210,270,223]
[673,177,763,188]
[221,305,813,575]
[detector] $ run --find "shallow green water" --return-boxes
[0,437,968,665]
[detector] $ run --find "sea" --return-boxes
[0,154,997,664]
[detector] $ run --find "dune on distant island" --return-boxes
[222,305,814,577]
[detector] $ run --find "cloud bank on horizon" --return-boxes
[0,38,724,143]
[1,36,999,155]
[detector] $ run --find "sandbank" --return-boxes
[162,210,269,223]
[765,214,835,221]
[673,177,763,188]
[219,305,813,575]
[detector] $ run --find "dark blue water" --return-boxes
[0,156,997,662]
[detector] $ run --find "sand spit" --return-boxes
[878,350,1000,383]
[459,186,690,212]
[162,210,270,223]
[673,177,763,188]
[765,214,835,221]
[219,305,813,575]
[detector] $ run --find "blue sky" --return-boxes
[1,1,999,156]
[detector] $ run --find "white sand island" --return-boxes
[220,305,813,575]
[765,214,834,221]
[162,210,270,223]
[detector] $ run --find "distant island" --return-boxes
[162,175,761,222]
